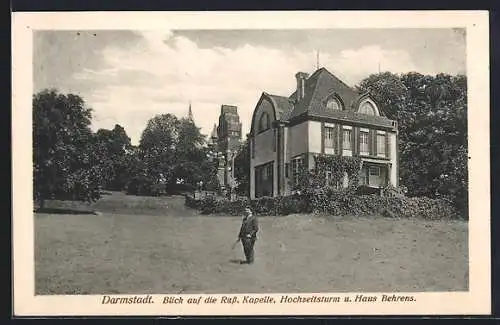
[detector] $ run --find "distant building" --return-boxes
[248,67,399,199]
[208,105,243,192]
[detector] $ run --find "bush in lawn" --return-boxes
[184,194,202,209]
[304,188,458,220]
[126,175,163,196]
[185,187,459,220]
[275,194,309,215]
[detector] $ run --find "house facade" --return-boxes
[249,67,398,199]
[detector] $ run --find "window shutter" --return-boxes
[321,122,325,154]
[336,124,341,155]
[354,126,359,156]
[385,132,390,158]
[368,129,374,156]
[373,130,378,156]
[338,125,343,153]
[332,124,338,154]
[273,129,277,152]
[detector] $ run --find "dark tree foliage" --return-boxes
[95,124,133,191]
[33,89,102,207]
[129,114,219,195]
[357,72,468,215]
[233,136,250,196]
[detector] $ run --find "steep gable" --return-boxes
[265,93,294,121]
[288,68,360,119]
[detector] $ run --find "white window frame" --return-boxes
[342,129,352,150]
[360,131,369,155]
[291,156,304,185]
[359,168,368,185]
[376,132,386,157]
[324,126,335,149]
[326,98,341,110]
[369,166,380,176]
[358,99,380,116]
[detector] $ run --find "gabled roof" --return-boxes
[287,67,361,119]
[265,93,294,121]
[254,67,394,129]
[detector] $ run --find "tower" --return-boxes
[216,105,242,195]
[217,105,242,153]
[188,101,193,121]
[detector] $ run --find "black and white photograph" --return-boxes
[12,11,490,316]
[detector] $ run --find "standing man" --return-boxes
[237,206,259,264]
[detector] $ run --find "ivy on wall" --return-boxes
[290,154,362,193]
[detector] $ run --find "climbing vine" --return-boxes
[290,154,361,193]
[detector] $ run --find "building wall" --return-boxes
[308,121,322,154]
[288,121,308,158]
[250,97,278,199]
[251,113,399,197]
[389,131,398,187]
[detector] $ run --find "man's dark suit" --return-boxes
[238,213,259,264]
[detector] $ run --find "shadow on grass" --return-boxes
[35,207,98,215]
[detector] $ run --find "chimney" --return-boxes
[295,72,309,101]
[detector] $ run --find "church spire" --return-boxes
[188,101,193,120]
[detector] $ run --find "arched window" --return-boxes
[326,98,341,111]
[258,112,270,133]
[358,100,379,116]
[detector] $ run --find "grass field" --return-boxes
[35,192,468,295]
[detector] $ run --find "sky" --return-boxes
[34,29,466,145]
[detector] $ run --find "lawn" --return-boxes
[35,192,468,295]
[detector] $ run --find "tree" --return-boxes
[33,89,102,207]
[172,118,208,189]
[95,124,132,190]
[357,72,468,215]
[234,136,250,196]
[136,114,180,194]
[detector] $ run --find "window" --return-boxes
[342,129,352,150]
[369,166,380,176]
[359,167,368,185]
[359,101,377,116]
[326,98,341,110]
[255,162,274,198]
[360,131,369,155]
[258,112,270,133]
[377,133,386,157]
[324,127,335,149]
[290,156,304,185]
[263,164,273,180]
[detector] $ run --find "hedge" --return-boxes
[185,189,462,220]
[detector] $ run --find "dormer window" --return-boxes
[258,112,271,133]
[358,99,380,116]
[326,98,341,111]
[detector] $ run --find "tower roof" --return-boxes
[188,101,193,120]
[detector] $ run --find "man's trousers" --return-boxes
[241,238,256,264]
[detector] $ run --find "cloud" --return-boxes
[76,32,419,145]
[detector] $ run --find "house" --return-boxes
[207,105,243,192]
[248,67,398,199]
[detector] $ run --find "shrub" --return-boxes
[126,175,164,196]
[184,189,460,220]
